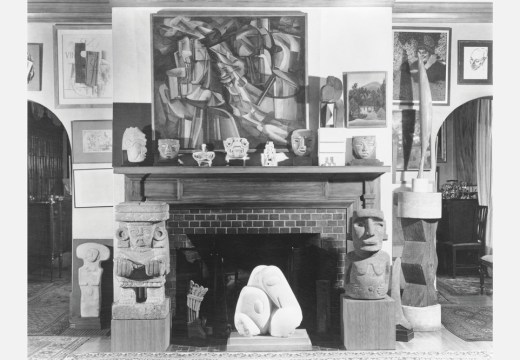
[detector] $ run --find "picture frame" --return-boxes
[437,121,447,163]
[392,109,432,171]
[150,12,308,151]
[72,120,113,163]
[53,24,112,108]
[457,40,492,85]
[392,27,451,106]
[73,168,114,208]
[27,43,43,91]
[343,71,387,128]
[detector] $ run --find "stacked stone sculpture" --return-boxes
[77,243,110,318]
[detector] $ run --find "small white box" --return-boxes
[318,128,348,166]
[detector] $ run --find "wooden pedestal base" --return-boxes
[69,316,102,329]
[396,324,414,342]
[111,311,171,352]
[341,295,395,350]
[226,329,312,352]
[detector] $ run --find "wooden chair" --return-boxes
[438,204,488,278]
[479,254,493,295]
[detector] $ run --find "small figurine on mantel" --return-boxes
[291,129,315,166]
[193,144,215,167]
[157,139,180,160]
[261,141,278,166]
[224,137,249,166]
[122,127,147,163]
[319,76,345,128]
[348,136,383,166]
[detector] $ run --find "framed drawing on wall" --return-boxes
[393,27,451,106]
[53,24,112,108]
[392,109,432,171]
[72,120,112,163]
[150,12,308,151]
[73,168,113,208]
[343,71,387,128]
[457,40,492,85]
[28,43,43,91]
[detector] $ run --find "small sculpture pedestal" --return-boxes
[226,329,312,352]
[341,295,395,350]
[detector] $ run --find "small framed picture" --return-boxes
[73,168,114,208]
[53,24,112,108]
[343,71,387,128]
[72,120,112,163]
[457,40,492,85]
[28,43,43,91]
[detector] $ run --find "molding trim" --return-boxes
[108,0,395,7]
[393,2,493,23]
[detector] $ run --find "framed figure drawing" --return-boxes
[27,43,42,91]
[151,12,307,150]
[458,40,492,84]
[343,71,387,128]
[53,24,112,108]
[393,27,451,106]
[72,120,112,163]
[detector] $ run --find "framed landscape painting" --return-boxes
[27,43,42,91]
[54,24,112,108]
[151,12,308,150]
[344,71,387,128]
[72,120,112,163]
[393,27,451,106]
[457,40,492,85]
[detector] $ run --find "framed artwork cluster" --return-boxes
[28,43,43,91]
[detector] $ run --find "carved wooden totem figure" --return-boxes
[112,201,171,320]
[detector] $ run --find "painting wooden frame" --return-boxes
[343,71,387,128]
[150,11,308,151]
[457,40,492,85]
[28,43,43,91]
[72,120,113,163]
[73,168,114,208]
[53,24,112,108]
[392,27,451,106]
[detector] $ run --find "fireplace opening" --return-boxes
[173,233,338,339]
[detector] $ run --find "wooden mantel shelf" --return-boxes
[115,165,390,178]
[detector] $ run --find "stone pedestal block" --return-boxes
[341,295,395,350]
[226,329,312,352]
[112,297,170,320]
[111,310,171,352]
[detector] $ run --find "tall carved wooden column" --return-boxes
[397,179,442,331]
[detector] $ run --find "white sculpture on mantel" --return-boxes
[234,265,302,337]
[77,242,110,318]
[193,144,215,167]
[224,137,249,166]
[122,127,147,163]
[261,141,277,166]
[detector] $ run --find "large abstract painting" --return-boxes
[151,12,307,150]
[54,25,112,108]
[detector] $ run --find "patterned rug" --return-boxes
[64,351,492,360]
[28,336,91,360]
[28,279,72,335]
[437,275,492,297]
[441,305,493,342]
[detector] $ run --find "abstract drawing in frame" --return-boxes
[458,40,492,85]
[54,24,112,108]
[28,43,43,91]
[343,71,387,128]
[72,120,113,163]
[393,27,451,106]
[151,12,308,150]
[392,109,431,171]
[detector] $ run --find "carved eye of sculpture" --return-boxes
[265,276,281,287]
[116,228,129,241]
[154,227,167,241]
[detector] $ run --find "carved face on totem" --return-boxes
[352,209,386,255]
[352,136,376,159]
[291,129,314,157]
[127,223,155,249]
[158,139,180,159]
[85,248,100,263]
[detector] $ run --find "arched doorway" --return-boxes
[436,96,492,276]
[28,101,72,280]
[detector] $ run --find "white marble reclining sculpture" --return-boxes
[234,265,302,337]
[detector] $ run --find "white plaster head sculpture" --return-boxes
[224,137,249,159]
[158,139,180,159]
[122,127,147,163]
[234,265,302,338]
[352,136,376,160]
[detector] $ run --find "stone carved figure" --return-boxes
[342,209,391,300]
[261,141,277,166]
[77,243,110,318]
[349,136,383,166]
[113,201,171,320]
[158,139,180,160]
[192,144,215,167]
[122,127,147,163]
[235,265,302,337]
[224,137,249,165]
[291,129,314,157]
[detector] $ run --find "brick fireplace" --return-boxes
[116,166,389,336]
